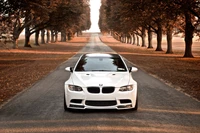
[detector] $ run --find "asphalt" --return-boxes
[0,33,200,133]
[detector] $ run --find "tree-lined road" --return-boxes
[0,34,200,133]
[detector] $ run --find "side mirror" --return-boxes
[129,67,138,72]
[65,67,73,72]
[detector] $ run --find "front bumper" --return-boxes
[64,86,137,110]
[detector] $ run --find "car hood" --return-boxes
[71,72,130,87]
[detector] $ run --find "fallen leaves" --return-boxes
[0,36,88,105]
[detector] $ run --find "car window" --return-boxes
[75,56,127,72]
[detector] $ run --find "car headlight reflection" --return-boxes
[68,85,83,91]
[119,85,133,91]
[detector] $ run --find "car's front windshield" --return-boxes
[75,55,127,72]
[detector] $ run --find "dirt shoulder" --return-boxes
[100,34,200,101]
[0,34,89,106]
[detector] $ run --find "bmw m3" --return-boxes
[64,53,138,110]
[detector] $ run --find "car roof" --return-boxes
[83,53,121,58]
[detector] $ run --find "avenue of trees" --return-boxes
[99,0,200,57]
[0,0,91,48]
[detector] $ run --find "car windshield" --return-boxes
[75,55,127,72]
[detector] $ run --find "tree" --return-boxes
[99,0,108,33]
[99,0,200,57]
[0,0,91,48]
[23,0,59,47]
[48,0,90,42]
[178,0,199,57]
[1,0,57,48]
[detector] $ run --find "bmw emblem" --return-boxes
[99,84,103,87]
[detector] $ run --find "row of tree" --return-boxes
[0,0,91,48]
[99,0,200,57]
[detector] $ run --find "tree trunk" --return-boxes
[123,36,126,43]
[120,35,123,43]
[123,35,125,43]
[55,31,58,42]
[132,34,135,45]
[46,30,50,43]
[51,30,54,43]
[141,27,146,47]
[156,21,163,51]
[136,35,140,46]
[78,31,82,36]
[130,35,133,44]
[113,33,115,40]
[41,29,45,44]
[128,36,131,44]
[34,30,40,46]
[126,36,128,43]
[12,11,28,49]
[147,27,153,48]
[129,36,131,44]
[117,35,120,41]
[68,32,71,41]
[184,11,194,57]
[166,27,173,54]
[110,31,113,36]
[61,30,66,42]
[12,33,19,49]
[24,26,32,47]
[128,36,130,44]
[13,38,18,49]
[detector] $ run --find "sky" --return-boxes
[88,0,101,32]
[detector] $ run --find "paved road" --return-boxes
[0,33,200,133]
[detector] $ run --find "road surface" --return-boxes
[0,33,200,133]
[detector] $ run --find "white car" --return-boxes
[64,53,138,110]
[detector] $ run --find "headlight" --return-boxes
[68,85,83,91]
[119,85,133,91]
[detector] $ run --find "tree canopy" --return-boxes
[0,0,91,48]
[99,0,200,57]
